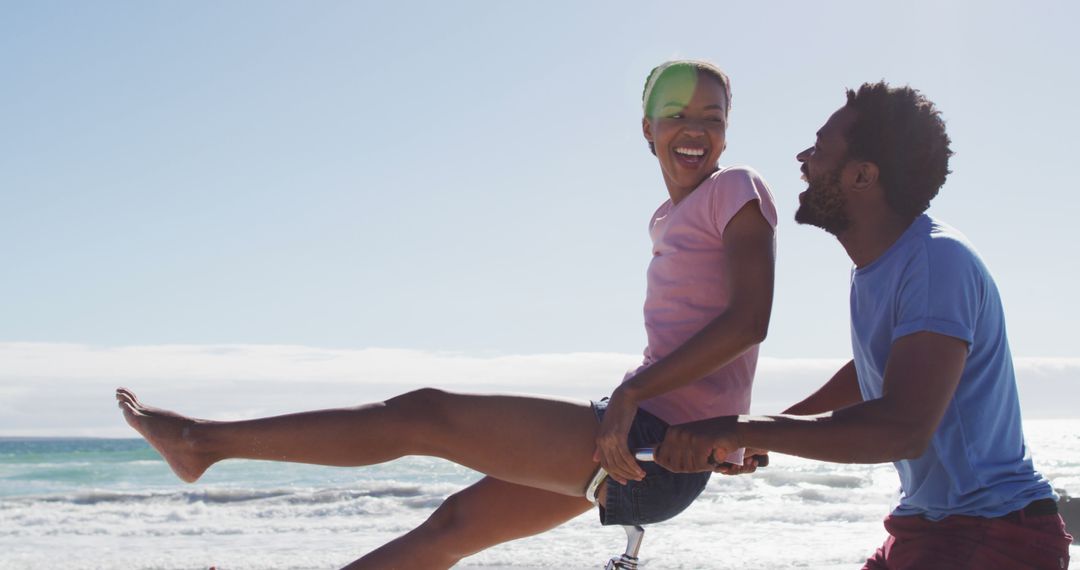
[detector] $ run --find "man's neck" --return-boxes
[838,211,916,268]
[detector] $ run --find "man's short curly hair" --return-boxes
[842,82,953,218]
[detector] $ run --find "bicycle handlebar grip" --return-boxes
[633,448,769,468]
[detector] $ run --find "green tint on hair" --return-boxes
[642,60,732,119]
[643,64,699,118]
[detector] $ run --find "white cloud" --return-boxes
[0,343,1075,437]
[0,342,639,386]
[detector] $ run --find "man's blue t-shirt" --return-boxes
[849,214,1053,520]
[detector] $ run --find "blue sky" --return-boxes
[3,0,1078,360]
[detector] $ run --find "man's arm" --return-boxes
[717,360,861,474]
[783,359,862,415]
[656,331,968,471]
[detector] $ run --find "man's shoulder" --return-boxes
[869,216,991,293]
[920,217,987,274]
[893,216,997,302]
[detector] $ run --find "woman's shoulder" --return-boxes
[698,165,778,229]
[697,165,773,200]
[709,164,769,187]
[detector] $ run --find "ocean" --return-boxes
[2,420,1077,570]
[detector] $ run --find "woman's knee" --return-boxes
[418,492,476,560]
[386,387,451,415]
[382,388,454,442]
[425,492,464,532]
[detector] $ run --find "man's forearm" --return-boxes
[736,398,927,464]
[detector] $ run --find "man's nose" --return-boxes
[796,146,812,162]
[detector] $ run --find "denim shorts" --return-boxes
[591,398,711,526]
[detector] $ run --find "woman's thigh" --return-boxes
[403,390,601,496]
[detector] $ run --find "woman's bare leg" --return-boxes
[345,476,594,569]
[116,387,601,495]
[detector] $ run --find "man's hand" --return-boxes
[715,448,769,475]
[655,415,739,473]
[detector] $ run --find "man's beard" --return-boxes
[795,168,850,236]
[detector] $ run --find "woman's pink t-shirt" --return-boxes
[629,166,777,435]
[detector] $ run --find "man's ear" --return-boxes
[853,161,879,190]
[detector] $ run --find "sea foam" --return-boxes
[1,421,1076,569]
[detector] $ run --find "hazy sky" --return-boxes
[3,0,1078,360]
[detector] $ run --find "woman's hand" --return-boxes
[593,387,645,485]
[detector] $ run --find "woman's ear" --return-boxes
[642,117,653,144]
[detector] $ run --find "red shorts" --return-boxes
[863,501,1072,569]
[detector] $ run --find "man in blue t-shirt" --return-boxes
[654,82,1072,568]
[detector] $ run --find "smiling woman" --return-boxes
[114,59,779,570]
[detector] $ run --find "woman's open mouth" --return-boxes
[673,146,707,169]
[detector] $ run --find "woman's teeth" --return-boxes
[674,147,705,157]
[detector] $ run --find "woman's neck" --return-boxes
[664,167,718,205]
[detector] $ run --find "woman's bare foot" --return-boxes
[116,388,217,483]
